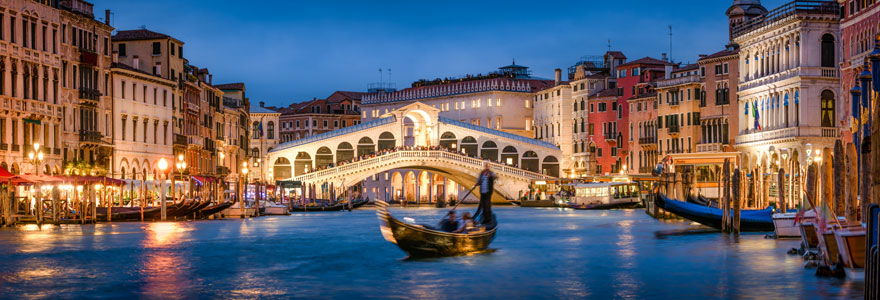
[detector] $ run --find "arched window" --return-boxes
[821,90,835,127]
[267,121,275,139]
[821,34,835,68]
[252,121,260,139]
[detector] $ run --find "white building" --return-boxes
[249,103,280,184]
[731,0,841,206]
[532,69,573,176]
[110,62,175,180]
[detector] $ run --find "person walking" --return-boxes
[473,163,496,225]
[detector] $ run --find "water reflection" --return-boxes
[140,222,193,299]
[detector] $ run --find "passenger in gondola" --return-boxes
[438,211,459,232]
[453,212,474,234]
[473,163,496,225]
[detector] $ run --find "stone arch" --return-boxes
[439,131,457,149]
[404,171,417,201]
[315,147,334,168]
[542,156,560,177]
[521,151,539,173]
[391,171,403,200]
[357,137,375,157]
[378,131,396,151]
[294,152,312,176]
[336,142,354,163]
[460,136,478,157]
[273,157,292,180]
[501,146,518,167]
[480,141,498,162]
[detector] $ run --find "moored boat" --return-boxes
[197,201,234,219]
[290,202,345,212]
[567,182,640,210]
[834,227,867,279]
[375,200,496,257]
[772,210,816,238]
[655,194,774,232]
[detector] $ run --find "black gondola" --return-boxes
[375,200,497,257]
[290,202,346,212]
[96,207,161,221]
[655,194,774,232]
[197,201,234,219]
[566,201,640,210]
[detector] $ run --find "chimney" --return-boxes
[155,62,162,76]
[209,74,213,85]
[111,51,118,64]
[104,10,110,26]
[661,53,668,61]
[699,54,708,59]
[260,101,265,108]
[554,68,561,85]
[133,55,140,70]
[664,65,673,79]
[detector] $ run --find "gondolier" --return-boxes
[473,163,496,225]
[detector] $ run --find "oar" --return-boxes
[447,183,478,215]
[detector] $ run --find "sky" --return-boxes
[90,0,791,107]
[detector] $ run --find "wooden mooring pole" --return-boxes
[732,168,741,235]
[846,142,859,223]
[722,159,730,232]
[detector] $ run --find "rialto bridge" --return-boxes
[267,103,561,202]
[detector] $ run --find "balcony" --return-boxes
[217,166,230,175]
[741,67,840,91]
[78,130,102,144]
[639,137,656,145]
[0,144,6,151]
[731,0,838,39]
[696,143,723,153]
[667,125,680,134]
[173,134,187,146]
[604,133,618,141]
[79,47,98,66]
[11,144,19,152]
[656,74,701,88]
[735,126,839,145]
[54,148,60,155]
[79,88,101,103]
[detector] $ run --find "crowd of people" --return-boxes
[302,145,504,174]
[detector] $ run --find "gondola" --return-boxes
[566,201,640,210]
[197,201,234,219]
[375,200,497,257]
[96,207,161,221]
[655,194,774,232]
[290,202,346,212]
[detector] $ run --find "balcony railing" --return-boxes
[78,130,102,144]
[656,74,701,88]
[639,137,657,144]
[79,88,101,102]
[741,66,840,91]
[604,133,618,141]
[731,0,838,39]
[173,134,187,146]
[668,125,680,134]
[217,166,230,175]
[735,126,840,145]
[696,143,723,153]
[11,144,19,152]
[0,144,7,151]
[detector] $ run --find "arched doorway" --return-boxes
[294,152,312,176]
[315,147,334,168]
[460,136,477,157]
[357,137,375,157]
[501,146,518,167]
[390,172,403,201]
[378,132,396,151]
[439,132,457,149]
[418,171,430,203]
[480,141,498,162]
[404,171,416,202]
[542,156,560,177]
[273,157,292,180]
[522,151,539,173]
[336,142,354,163]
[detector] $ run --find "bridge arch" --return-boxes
[542,156,560,177]
[273,157,292,180]
[294,152,312,175]
[336,142,354,163]
[316,147,334,168]
[501,146,518,167]
[439,132,457,149]
[522,151,539,173]
[480,141,498,162]
[358,137,375,157]
[378,132,396,151]
[460,136,478,157]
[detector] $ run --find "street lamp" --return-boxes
[28,143,44,176]
[157,158,168,220]
[240,161,249,218]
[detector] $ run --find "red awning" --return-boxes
[54,175,125,186]
[9,174,63,185]
[0,166,13,181]
[192,176,217,185]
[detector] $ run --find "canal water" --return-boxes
[0,207,864,299]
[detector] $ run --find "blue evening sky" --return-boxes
[91,0,790,107]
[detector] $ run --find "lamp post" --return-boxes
[28,143,44,176]
[157,158,168,220]
[240,161,248,218]
[254,159,261,217]
[174,154,187,211]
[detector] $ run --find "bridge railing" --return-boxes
[293,150,554,182]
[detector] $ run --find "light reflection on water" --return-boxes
[0,207,866,299]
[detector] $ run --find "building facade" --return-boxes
[532,69,573,176]
[249,103,279,184]
[732,0,841,206]
[277,91,363,144]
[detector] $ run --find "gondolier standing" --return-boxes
[473,163,496,225]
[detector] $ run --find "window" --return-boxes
[598,103,607,112]
[618,69,627,78]
[152,42,161,55]
[821,90,835,127]
[267,121,275,139]
[118,43,126,57]
[597,148,603,157]
[821,34,835,68]
[323,120,328,128]
[723,63,728,74]
[171,43,175,56]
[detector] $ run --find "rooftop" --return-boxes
[730,0,838,39]
[250,105,280,114]
[112,29,177,42]
[618,57,674,68]
[215,83,245,91]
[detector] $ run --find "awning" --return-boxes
[9,174,63,185]
[192,175,216,185]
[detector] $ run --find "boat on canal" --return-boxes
[290,201,346,212]
[375,200,496,257]
[655,194,774,232]
[564,182,641,210]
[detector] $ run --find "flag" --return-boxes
[752,100,761,130]
[257,122,264,138]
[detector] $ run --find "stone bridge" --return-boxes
[267,102,561,201]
